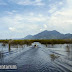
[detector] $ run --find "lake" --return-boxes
[0,42,72,72]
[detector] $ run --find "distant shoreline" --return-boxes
[0,39,72,45]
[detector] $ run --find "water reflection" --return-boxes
[0,51,4,64]
[44,44,72,61]
[8,44,26,52]
[11,45,18,48]
[66,44,72,60]
[2,43,6,46]
[66,45,70,52]
[45,44,59,48]
[0,52,3,59]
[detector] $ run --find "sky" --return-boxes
[0,0,72,39]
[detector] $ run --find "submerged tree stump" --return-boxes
[8,40,13,52]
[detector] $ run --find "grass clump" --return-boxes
[50,54,60,61]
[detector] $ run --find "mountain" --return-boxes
[23,30,72,39]
[23,35,33,39]
[63,34,72,39]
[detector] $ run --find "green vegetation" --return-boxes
[0,40,9,43]
[30,39,72,44]
[0,39,72,46]
[10,40,33,46]
[35,39,72,44]
[0,40,33,46]
[50,54,60,61]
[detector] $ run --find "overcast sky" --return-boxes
[0,0,72,39]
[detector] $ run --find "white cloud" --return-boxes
[9,27,16,31]
[27,16,47,22]
[1,3,72,35]
[39,24,48,31]
[44,24,47,28]
[5,10,17,15]
[48,3,58,14]
[40,28,43,31]
[6,12,13,15]
[48,7,57,13]
[35,0,42,2]
[1,0,72,39]
[0,13,45,35]
[1,5,72,35]
[47,7,72,33]
[59,2,63,5]
[29,12,34,16]
[10,0,45,6]
[67,0,72,8]
[38,14,43,17]
[48,1,64,14]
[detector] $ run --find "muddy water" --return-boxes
[0,42,72,72]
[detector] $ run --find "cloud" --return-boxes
[39,24,48,31]
[0,13,45,35]
[29,12,34,16]
[48,1,64,14]
[38,14,43,17]
[0,0,72,39]
[9,27,16,31]
[10,0,45,6]
[47,6,72,33]
[59,2,63,5]
[44,24,47,28]
[27,16,47,22]
[5,10,17,15]
[67,0,72,7]
[1,3,72,38]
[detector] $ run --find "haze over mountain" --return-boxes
[23,35,33,39]
[23,30,72,39]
